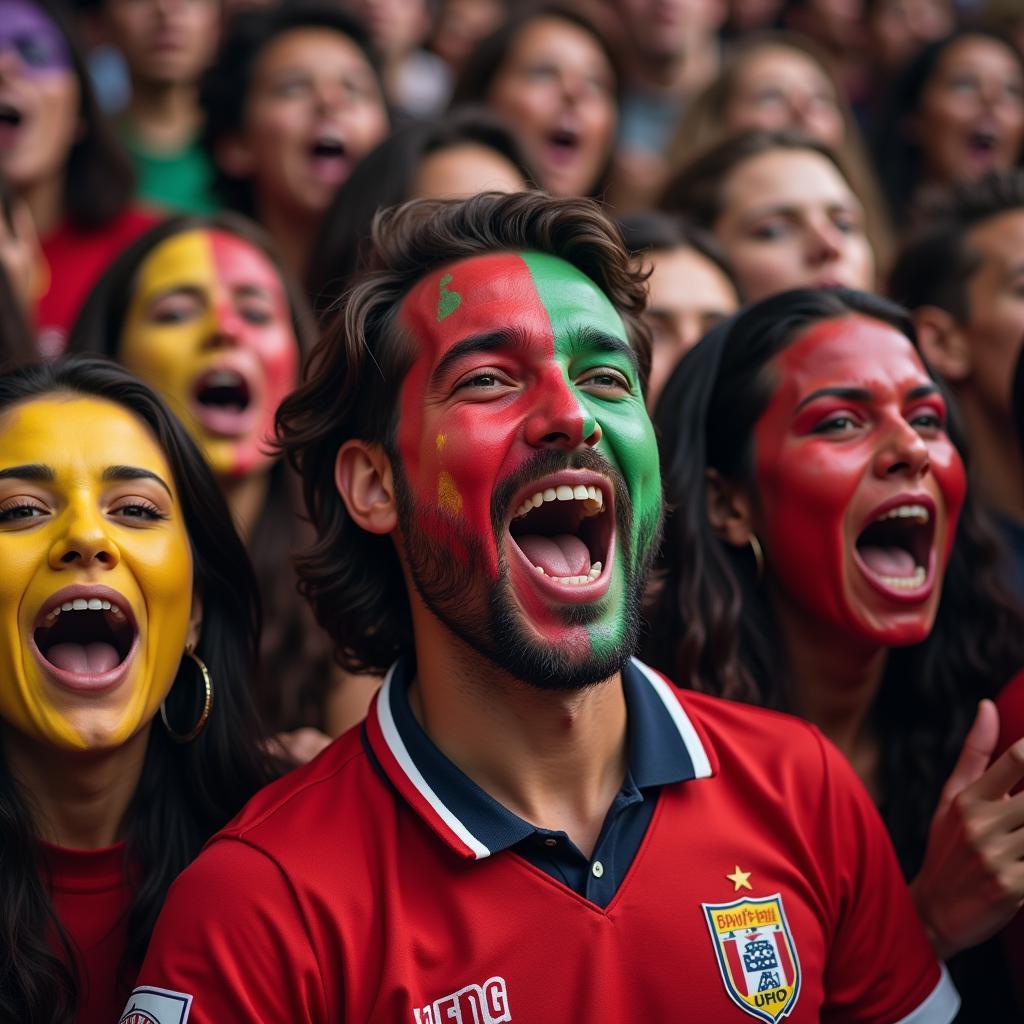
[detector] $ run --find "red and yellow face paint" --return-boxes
[753,315,967,647]
[120,229,299,479]
[397,251,661,666]
[0,397,193,751]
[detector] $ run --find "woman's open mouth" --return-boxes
[31,588,138,691]
[854,499,935,599]
[506,472,614,602]
[190,366,258,437]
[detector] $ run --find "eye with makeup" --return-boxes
[148,290,204,326]
[905,402,947,436]
[452,367,517,398]
[809,409,864,436]
[107,496,169,523]
[0,496,49,525]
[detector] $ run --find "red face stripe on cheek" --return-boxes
[207,231,299,476]
[397,253,570,577]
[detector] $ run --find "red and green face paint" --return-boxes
[753,315,967,648]
[396,251,661,677]
[120,229,299,480]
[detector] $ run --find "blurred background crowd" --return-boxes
[4,0,1024,1018]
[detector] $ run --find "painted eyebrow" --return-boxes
[102,466,173,497]
[795,383,941,412]
[564,326,640,374]
[428,330,528,389]
[0,464,55,482]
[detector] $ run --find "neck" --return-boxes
[124,79,201,153]
[22,174,65,238]
[409,609,628,857]
[955,390,1024,522]
[257,200,316,280]
[221,469,270,542]
[774,590,886,798]
[3,724,151,849]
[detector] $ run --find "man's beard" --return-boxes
[394,448,662,691]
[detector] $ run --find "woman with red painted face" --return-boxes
[644,288,1024,1015]
[68,214,375,750]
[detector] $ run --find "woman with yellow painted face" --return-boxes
[68,213,377,748]
[0,357,274,1022]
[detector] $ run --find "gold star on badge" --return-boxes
[727,865,752,891]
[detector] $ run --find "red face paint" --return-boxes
[208,232,299,476]
[396,251,660,665]
[121,229,300,480]
[753,315,967,647]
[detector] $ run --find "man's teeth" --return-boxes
[876,504,930,524]
[42,599,127,625]
[876,566,927,589]
[513,484,604,519]
[534,560,603,585]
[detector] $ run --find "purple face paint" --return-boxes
[0,0,72,76]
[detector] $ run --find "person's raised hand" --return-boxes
[0,198,41,313]
[910,699,1024,959]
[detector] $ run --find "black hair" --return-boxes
[307,106,535,318]
[616,210,737,290]
[24,0,134,230]
[644,286,1024,878]
[889,168,1024,322]
[0,356,276,1021]
[199,0,385,218]
[872,28,1024,226]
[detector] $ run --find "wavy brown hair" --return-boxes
[276,190,651,674]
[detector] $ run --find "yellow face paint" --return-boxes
[119,229,299,479]
[0,397,194,750]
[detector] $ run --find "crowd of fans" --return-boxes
[2,0,1024,1019]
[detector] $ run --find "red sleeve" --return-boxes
[814,733,959,1024]
[996,669,1024,761]
[121,837,329,1023]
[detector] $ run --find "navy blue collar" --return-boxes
[378,657,708,858]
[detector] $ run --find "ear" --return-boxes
[215,134,256,179]
[186,590,203,651]
[913,305,972,382]
[705,467,756,548]
[335,440,398,535]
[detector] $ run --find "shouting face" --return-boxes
[0,396,194,751]
[394,251,662,688]
[120,228,299,480]
[753,314,967,647]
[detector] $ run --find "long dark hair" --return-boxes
[28,0,135,230]
[0,357,276,1021]
[644,287,1024,875]
[307,106,535,318]
[66,215,335,732]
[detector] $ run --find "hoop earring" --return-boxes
[160,644,213,743]
[748,534,765,585]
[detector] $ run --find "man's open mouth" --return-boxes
[854,500,935,594]
[32,589,137,684]
[507,476,612,587]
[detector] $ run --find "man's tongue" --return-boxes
[859,545,917,578]
[517,533,591,577]
[46,642,120,674]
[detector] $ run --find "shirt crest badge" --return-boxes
[702,893,801,1022]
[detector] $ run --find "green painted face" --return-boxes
[397,250,662,684]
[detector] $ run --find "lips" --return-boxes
[30,585,139,693]
[853,495,937,601]
[506,470,614,602]
[0,98,25,146]
[189,362,260,437]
